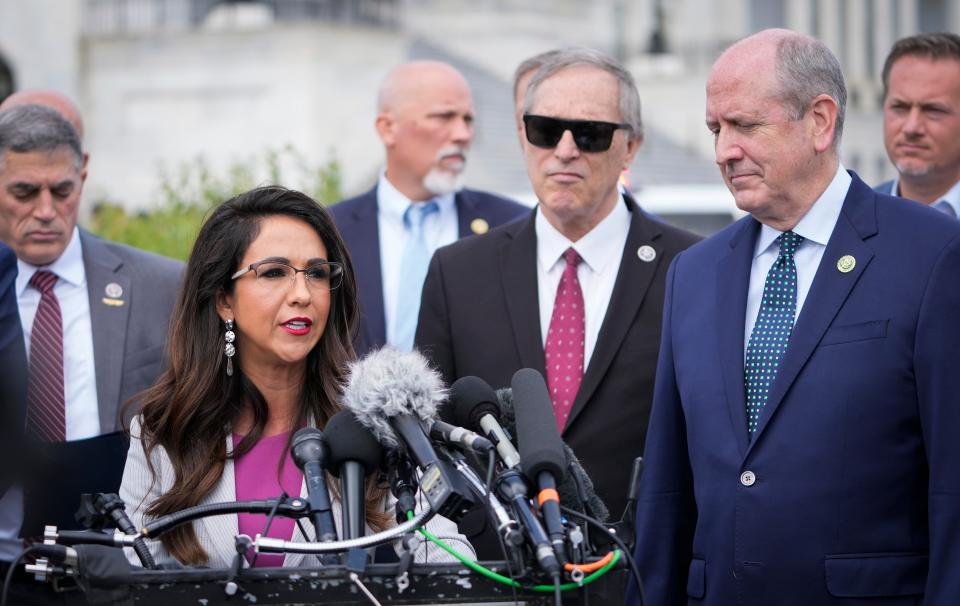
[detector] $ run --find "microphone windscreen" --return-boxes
[449,376,502,431]
[342,347,446,448]
[511,368,567,481]
[497,387,609,521]
[324,410,384,477]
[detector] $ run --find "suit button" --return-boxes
[740,471,756,487]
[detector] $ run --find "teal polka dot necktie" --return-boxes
[744,231,804,435]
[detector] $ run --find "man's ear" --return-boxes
[808,94,839,154]
[375,112,396,147]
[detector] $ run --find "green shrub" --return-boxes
[86,146,342,261]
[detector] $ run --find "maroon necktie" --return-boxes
[26,270,65,442]
[544,248,585,432]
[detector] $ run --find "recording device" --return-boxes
[325,411,384,541]
[511,368,569,563]
[291,428,338,542]
[343,348,476,521]
[449,376,521,469]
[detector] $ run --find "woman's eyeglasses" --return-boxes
[231,260,344,291]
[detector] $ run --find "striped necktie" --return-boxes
[26,270,66,442]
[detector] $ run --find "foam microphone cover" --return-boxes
[448,375,503,431]
[511,368,567,481]
[324,410,384,478]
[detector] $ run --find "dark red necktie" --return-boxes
[544,248,585,433]
[26,270,65,442]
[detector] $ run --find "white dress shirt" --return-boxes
[889,175,960,217]
[744,165,852,350]
[377,174,459,348]
[536,196,630,370]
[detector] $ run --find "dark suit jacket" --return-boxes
[0,243,26,497]
[630,173,960,605]
[330,185,528,356]
[415,196,700,524]
[20,230,183,534]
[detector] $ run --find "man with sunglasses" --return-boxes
[629,30,960,605]
[415,49,699,554]
[331,60,527,356]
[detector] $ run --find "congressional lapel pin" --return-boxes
[102,282,125,306]
[836,255,856,273]
[637,245,656,262]
[470,218,489,235]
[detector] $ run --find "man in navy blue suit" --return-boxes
[331,60,527,355]
[875,33,960,219]
[629,29,960,605]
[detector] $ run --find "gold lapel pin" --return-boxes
[470,218,489,235]
[836,255,856,273]
[101,297,125,307]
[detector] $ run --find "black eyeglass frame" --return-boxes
[522,114,633,152]
[231,259,345,291]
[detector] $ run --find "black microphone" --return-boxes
[324,411,383,541]
[449,376,521,468]
[343,348,476,522]
[495,469,560,575]
[429,419,495,454]
[291,428,338,543]
[512,368,569,564]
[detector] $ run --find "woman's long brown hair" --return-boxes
[130,186,391,565]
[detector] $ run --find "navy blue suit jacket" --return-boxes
[330,185,527,356]
[629,172,960,605]
[0,242,26,495]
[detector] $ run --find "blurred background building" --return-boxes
[1,0,957,234]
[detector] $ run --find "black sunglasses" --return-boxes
[523,114,632,152]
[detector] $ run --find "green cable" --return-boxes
[406,511,620,592]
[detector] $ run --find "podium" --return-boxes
[73,561,627,605]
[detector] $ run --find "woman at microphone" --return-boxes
[119,186,473,567]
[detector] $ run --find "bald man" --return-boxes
[331,60,526,355]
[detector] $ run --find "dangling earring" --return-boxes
[224,319,236,376]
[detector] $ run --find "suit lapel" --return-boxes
[499,215,547,375]
[716,219,758,456]
[346,191,386,350]
[749,177,877,446]
[202,434,240,567]
[80,230,131,432]
[563,201,661,432]
[454,190,476,237]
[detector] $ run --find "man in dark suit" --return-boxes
[630,29,960,605]
[0,99,182,554]
[331,60,527,356]
[415,48,699,536]
[874,32,960,219]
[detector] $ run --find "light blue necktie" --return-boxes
[392,200,439,351]
[744,231,804,435]
[933,200,957,219]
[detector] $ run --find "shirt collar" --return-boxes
[890,175,960,216]
[16,225,86,296]
[377,172,456,222]
[754,164,851,257]
[536,194,630,274]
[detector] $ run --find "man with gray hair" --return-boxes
[876,32,960,218]
[416,48,698,556]
[630,29,960,605]
[0,101,182,577]
[331,60,526,356]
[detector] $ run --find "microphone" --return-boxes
[343,348,476,521]
[325,411,383,541]
[429,419,494,454]
[291,428,338,542]
[449,376,521,469]
[512,368,569,563]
